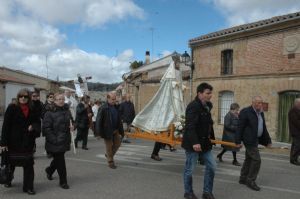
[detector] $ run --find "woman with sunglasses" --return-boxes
[43,93,74,189]
[0,88,41,195]
[42,92,55,119]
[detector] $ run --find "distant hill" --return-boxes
[60,81,121,92]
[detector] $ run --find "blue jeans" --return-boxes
[183,150,217,194]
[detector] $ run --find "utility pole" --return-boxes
[45,54,48,79]
[150,27,154,61]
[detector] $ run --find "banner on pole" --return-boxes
[74,74,90,97]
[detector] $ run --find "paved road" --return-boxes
[0,134,299,199]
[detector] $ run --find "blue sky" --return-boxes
[1,0,299,83]
[64,0,224,59]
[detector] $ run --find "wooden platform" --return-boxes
[125,126,237,148]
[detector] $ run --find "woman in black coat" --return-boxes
[43,93,73,189]
[217,103,241,166]
[1,88,41,195]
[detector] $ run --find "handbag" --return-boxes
[0,151,11,184]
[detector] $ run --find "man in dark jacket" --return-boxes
[75,95,91,150]
[236,96,272,191]
[31,91,43,151]
[31,91,43,122]
[288,98,300,166]
[119,94,135,143]
[95,92,124,169]
[182,83,216,199]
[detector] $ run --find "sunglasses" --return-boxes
[19,95,29,99]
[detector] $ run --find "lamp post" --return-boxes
[181,51,194,101]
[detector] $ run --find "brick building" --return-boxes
[189,12,300,142]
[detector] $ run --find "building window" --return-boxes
[218,91,234,124]
[221,49,233,75]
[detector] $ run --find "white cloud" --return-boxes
[17,48,133,83]
[16,0,145,27]
[85,0,144,27]
[1,19,65,54]
[0,0,143,83]
[204,0,300,26]
[0,0,65,54]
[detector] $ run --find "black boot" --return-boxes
[217,149,226,162]
[82,146,89,150]
[232,160,241,166]
[45,167,53,180]
[216,154,223,162]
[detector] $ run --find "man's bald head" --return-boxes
[252,96,263,112]
[107,92,117,105]
[294,98,300,109]
[125,94,131,102]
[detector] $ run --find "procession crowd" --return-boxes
[0,83,299,199]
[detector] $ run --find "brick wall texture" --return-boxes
[192,27,300,140]
[194,28,300,78]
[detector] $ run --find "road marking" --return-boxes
[96,154,142,160]
[66,157,300,196]
[121,144,149,149]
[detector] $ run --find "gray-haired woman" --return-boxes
[43,93,74,189]
[217,103,241,166]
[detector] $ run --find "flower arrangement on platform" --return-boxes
[174,115,185,138]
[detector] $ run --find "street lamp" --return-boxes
[181,51,194,101]
[181,51,190,64]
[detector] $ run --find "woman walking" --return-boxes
[43,93,73,189]
[1,89,41,195]
[217,103,241,166]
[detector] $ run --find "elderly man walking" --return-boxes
[288,98,300,166]
[95,92,124,169]
[236,96,272,191]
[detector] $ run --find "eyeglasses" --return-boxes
[19,95,29,99]
[48,96,54,99]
